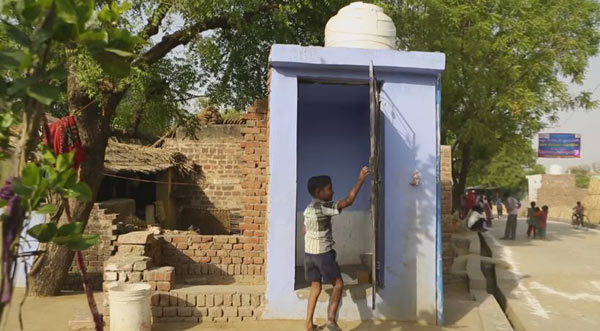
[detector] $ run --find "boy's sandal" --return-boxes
[325,323,342,331]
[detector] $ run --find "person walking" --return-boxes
[495,194,503,218]
[501,192,521,240]
[536,205,549,239]
[483,196,493,227]
[527,201,537,238]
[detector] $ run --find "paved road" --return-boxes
[486,218,600,331]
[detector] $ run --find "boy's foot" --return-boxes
[306,324,320,331]
[325,322,342,331]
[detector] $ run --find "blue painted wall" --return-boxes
[296,83,371,211]
[295,83,373,266]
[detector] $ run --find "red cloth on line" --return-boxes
[43,115,85,169]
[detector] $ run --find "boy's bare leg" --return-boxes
[306,281,322,330]
[327,277,344,326]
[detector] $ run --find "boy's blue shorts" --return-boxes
[304,249,341,283]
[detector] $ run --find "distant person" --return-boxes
[467,201,487,232]
[573,201,585,219]
[527,201,537,238]
[496,194,503,218]
[536,206,549,239]
[303,167,369,331]
[483,196,493,227]
[501,192,521,240]
[460,193,468,219]
[467,190,476,210]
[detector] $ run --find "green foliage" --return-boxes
[570,166,591,188]
[576,175,591,189]
[192,0,354,109]
[112,58,201,138]
[0,112,16,160]
[221,108,243,121]
[14,150,92,210]
[0,0,141,111]
[28,221,98,250]
[467,140,537,190]
[17,150,97,250]
[379,0,600,191]
[526,164,546,176]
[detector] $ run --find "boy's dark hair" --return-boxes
[307,175,332,196]
[530,201,536,207]
[542,205,549,211]
[535,207,541,212]
[577,201,581,205]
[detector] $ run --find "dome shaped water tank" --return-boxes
[325,2,396,50]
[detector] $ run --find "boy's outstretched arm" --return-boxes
[337,166,370,211]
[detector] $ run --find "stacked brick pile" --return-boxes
[101,231,176,319]
[63,203,118,290]
[161,234,264,277]
[239,99,269,242]
[151,289,265,323]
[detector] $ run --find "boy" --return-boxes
[303,166,370,331]
[527,201,537,238]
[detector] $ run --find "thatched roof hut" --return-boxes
[104,140,197,175]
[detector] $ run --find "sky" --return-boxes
[532,54,600,170]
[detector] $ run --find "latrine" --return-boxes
[265,44,446,323]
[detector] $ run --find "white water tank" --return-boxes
[325,2,396,50]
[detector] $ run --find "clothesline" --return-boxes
[102,173,202,186]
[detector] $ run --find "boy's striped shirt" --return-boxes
[303,199,340,254]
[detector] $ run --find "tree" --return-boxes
[380,0,600,205]
[194,0,354,109]
[25,0,355,296]
[0,0,138,328]
[467,140,538,191]
[112,58,202,141]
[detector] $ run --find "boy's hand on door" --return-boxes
[359,166,370,181]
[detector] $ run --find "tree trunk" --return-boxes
[452,141,472,211]
[28,68,125,296]
[131,103,145,137]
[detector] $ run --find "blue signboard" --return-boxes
[538,133,581,158]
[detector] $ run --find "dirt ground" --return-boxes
[1,282,482,331]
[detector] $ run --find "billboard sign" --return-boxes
[538,133,581,158]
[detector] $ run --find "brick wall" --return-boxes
[238,100,269,239]
[99,231,265,326]
[164,126,244,231]
[63,203,117,291]
[537,174,587,220]
[160,234,265,278]
[440,145,455,276]
[158,99,269,278]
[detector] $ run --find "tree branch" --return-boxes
[137,16,230,67]
[136,2,280,67]
[139,1,173,40]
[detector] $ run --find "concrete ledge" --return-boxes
[453,232,513,331]
[481,232,537,331]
